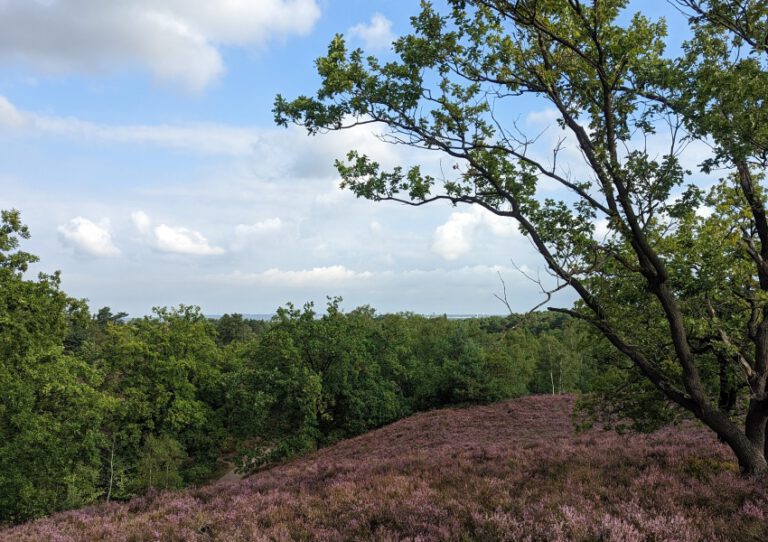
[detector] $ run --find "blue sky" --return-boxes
[0,0,694,317]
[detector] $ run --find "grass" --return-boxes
[2,395,766,541]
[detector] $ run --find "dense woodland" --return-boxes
[2,209,638,525]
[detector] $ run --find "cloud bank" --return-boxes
[0,0,321,91]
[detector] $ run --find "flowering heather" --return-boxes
[3,395,766,541]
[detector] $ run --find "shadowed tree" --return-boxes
[275,0,768,473]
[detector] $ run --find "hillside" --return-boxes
[3,395,767,541]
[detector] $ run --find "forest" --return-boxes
[0,209,629,525]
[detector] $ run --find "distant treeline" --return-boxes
[1,210,620,525]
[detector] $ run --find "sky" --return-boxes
[0,0,690,317]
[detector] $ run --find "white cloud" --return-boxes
[592,218,611,240]
[154,224,224,255]
[131,210,224,255]
[483,212,518,237]
[131,210,152,235]
[432,207,520,260]
[0,94,260,153]
[0,0,321,92]
[58,216,121,257]
[219,264,522,288]
[348,13,395,50]
[235,218,282,237]
[228,265,373,286]
[433,209,482,260]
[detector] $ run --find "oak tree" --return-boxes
[275,0,768,473]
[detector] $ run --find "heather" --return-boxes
[3,395,765,541]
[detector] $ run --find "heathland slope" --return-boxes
[3,395,767,541]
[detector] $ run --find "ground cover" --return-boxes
[3,395,766,541]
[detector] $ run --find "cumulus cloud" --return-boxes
[348,13,395,50]
[132,210,224,255]
[58,216,121,257]
[482,212,519,237]
[0,0,321,92]
[154,224,224,255]
[432,210,482,261]
[433,207,520,260]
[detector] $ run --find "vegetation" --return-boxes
[3,395,766,541]
[5,1,768,532]
[274,0,768,474]
[0,210,602,525]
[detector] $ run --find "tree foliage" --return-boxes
[275,0,768,473]
[0,211,110,523]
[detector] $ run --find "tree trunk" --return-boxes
[720,430,766,475]
[106,437,115,502]
[765,430,768,463]
[702,406,768,475]
[550,367,555,395]
[745,398,768,457]
[736,445,768,475]
[717,358,737,413]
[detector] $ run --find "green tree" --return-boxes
[214,313,257,346]
[225,325,323,468]
[136,435,187,491]
[88,305,228,497]
[266,299,404,444]
[275,1,768,472]
[528,323,586,395]
[0,210,109,523]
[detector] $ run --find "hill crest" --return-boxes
[3,395,767,541]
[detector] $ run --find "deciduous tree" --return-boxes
[275,0,768,473]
